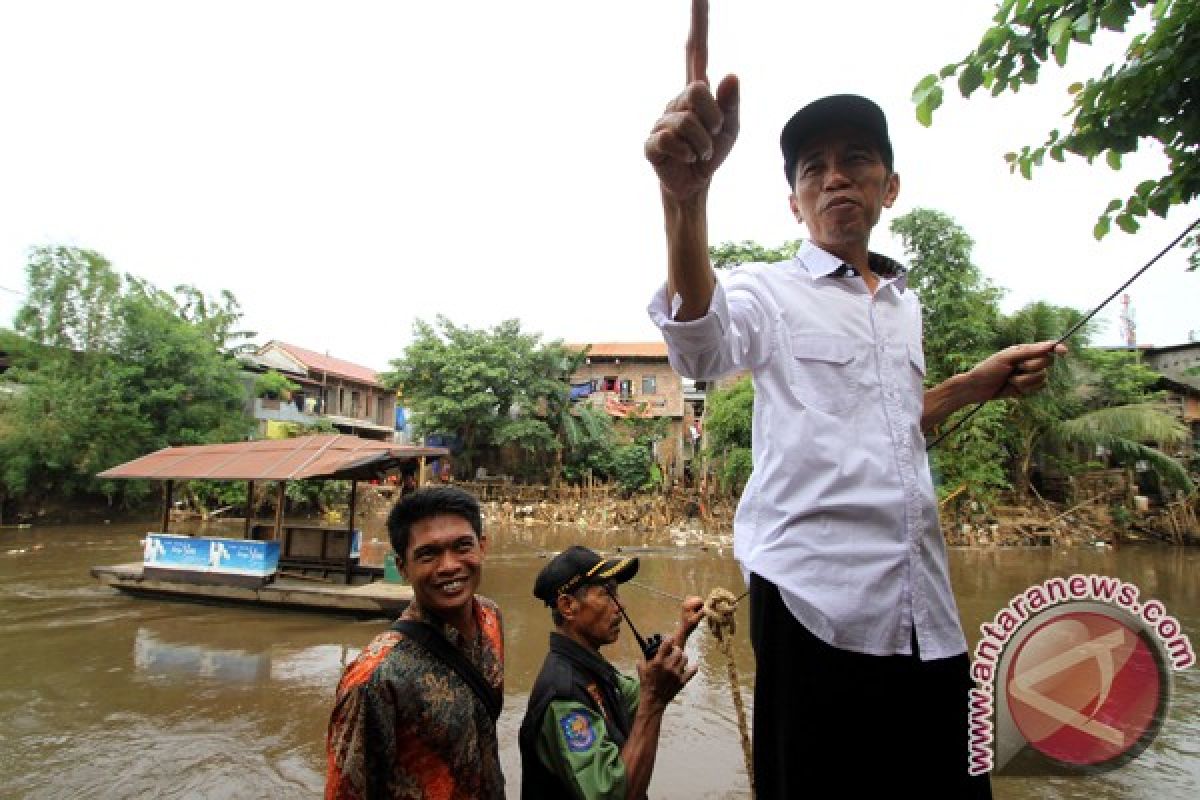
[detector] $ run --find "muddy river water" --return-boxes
[2,519,1197,798]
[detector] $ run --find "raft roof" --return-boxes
[97,434,448,482]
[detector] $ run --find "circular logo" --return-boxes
[1004,610,1167,769]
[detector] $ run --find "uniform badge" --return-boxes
[559,711,596,753]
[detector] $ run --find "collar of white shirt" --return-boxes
[794,241,908,291]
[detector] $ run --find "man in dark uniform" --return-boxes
[518,546,704,800]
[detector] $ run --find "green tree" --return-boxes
[254,370,300,400]
[710,239,803,270]
[0,246,252,507]
[916,0,1200,245]
[704,376,754,494]
[382,317,570,478]
[995,303,1192,495]
[892,209,1011,502]
[559,404,619,485]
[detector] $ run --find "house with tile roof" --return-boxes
[242,341,398,441]
[566,342,694,479]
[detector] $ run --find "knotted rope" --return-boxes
[704,587,753,796]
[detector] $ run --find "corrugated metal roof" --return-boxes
[566,342,669,359]
[269,341,385,387]
[97,434,448,481]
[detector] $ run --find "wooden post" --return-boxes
[245,480,255,539]
[160,480,174,533]
[274,481,287,540]
[345,480,358,585]
[418,456,427,487]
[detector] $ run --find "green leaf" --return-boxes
[1134,180,1157,198]
[958,63,985,97]
[1047,16,1074,45]
[1147,194,1170,218]
[1152,0,1170,20]
[915,73,939,92]
[1105,150,1122,170]
[1019,158,1033,180]
[1099,0,1131,31]
[939,63,959,79]
[1067,81,1084,94]
[1116,213,1140,234]
[1053,36,1070,67]
[1004,151,1018,163]
[1104,198,1123,214]
[916,100,933,127]
[1094,216,1112,239]
[1050,145,1066,162]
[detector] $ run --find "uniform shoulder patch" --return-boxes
[559,710,596,753]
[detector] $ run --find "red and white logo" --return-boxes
[1005,610,1163,768]
[967,575,1193,776]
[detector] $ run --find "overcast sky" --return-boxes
[2,1,1196,372]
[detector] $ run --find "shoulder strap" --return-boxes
[391,619,503,723]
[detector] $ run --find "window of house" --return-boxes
[603,376,618,392]
[338,388,345,415]
[351,390,360,417]
[365,394,372,420]
[642,375,657,395]
[619,379,633,401]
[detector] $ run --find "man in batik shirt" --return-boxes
[326,486,505,799]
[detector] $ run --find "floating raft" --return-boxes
[91,563,411,618]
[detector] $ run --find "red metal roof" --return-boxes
[97,435,448,481]
[271,341,384,387]
[566,342,669,359]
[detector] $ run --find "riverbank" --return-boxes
[8,478,1197,549]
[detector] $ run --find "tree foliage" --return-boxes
[917,0,1200,244]
[703,376,755,494]
[0,246,252,506]
[892,209,1011,501]
[382,316,575,477]
[710,239,803,269]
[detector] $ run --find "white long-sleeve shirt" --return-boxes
[648,241,968,660]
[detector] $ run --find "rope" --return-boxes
[704,587,753,796]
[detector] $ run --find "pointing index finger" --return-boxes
[686,0,709,85]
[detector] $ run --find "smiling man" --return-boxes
[641,2,1065,796]
[326,486,505,800]
[518,546,703,800]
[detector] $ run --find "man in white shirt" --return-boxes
[643,3,1063,795]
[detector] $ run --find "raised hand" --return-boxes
[645,0,740,200]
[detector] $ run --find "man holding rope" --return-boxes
[518,546,704,799]
[644,2,1064,795]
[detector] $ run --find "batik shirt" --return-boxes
[325,596,505,800]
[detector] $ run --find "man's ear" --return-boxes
[478,534,488,557]
[788,192,803,223]
[883,171,900,209]
[555,593,576,622]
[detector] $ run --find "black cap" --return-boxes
[533,545,639,606]
[780,94,893,186]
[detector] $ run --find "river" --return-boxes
[2,519,1197,798]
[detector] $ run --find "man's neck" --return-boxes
[559,625,604,656]
[427,598,478,641]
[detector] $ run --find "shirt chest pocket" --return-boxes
[786,333,862,414]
